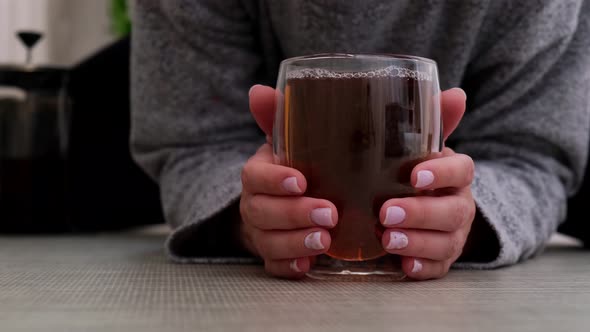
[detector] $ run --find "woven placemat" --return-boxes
[0,232,589,332]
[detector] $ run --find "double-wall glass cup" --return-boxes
[273,54,442,279]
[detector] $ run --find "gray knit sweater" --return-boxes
[131,0,590,268]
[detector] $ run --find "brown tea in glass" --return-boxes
[273,54,441,278]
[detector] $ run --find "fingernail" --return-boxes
[282,177,302,193]
[384,206,406,225]
[412,259,423,273]
[415,170,435,188]
[304,231,325,250]
[310,208,333,227]
[452,87,467,100]
[249,84,261,97]
[386,231,409,250]
[290,259,301,273]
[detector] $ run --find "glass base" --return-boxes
[306,254,406,281]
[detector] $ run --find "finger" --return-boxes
[239,222,258,256]
[440,146,455,157]
[441,88,467,140]
[264,257,311,279]
[382,229,466,261]
[380,194,475,232]
[252,228,331,260]
[402,257,450,281]
[411,153,475,189]
[242,159,307,196]
[249,85,276,137]
[243,195,337,230]
[248,143,274,163]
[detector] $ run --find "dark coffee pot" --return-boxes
[0,31,72,232]
[0,65,72,232]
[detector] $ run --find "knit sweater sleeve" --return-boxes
[452,0,590,268]
[131,0,262,261]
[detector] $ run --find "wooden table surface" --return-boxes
[0,230,588,332]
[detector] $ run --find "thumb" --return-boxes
[440,88,467,140]
[248,84,277,137]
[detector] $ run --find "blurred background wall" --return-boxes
[0,0,116,67]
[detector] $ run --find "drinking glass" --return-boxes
[273,54,442,279]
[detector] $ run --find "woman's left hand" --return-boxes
[380,88,476,280]
[381,147,475,280]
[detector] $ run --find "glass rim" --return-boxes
[280,53,437,66]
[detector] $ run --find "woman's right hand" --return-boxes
[239,85,339,278]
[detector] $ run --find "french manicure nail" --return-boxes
[304,231,325,250]
[282,177,302,193]
[387,231,409,250]
[310,208,333,227]
[290,259,301,272]
[384,206,406,225]
[412,259,423,273]
[415,170,435,188]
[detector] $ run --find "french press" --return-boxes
[0,32,71,232]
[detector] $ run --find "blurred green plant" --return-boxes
[111,0,131,37]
